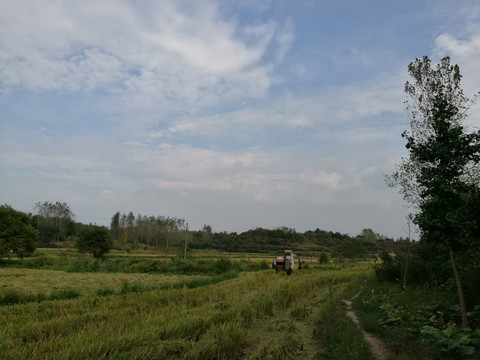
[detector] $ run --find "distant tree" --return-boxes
[110,211,121,241]
[33,201,75,245]
[76,225,112,258]
[332,238,367,260]
[126,211,135,242]
[358,228,377,242]
[386,56,480,327]
[202,224,212,243]
[0,205,37,258]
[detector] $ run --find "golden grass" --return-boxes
[0,264,371,359]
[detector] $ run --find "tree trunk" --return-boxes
[450,248,469,328]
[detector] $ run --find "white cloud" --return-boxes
[0,0,275,108]
[433,23,480,128]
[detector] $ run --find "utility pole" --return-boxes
[184,222,189,259]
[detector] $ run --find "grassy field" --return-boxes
[0,251,372,359]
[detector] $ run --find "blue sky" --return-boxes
[1,0,479,238]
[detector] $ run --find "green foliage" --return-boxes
[332,238,367,259]
[377,302,404,326]
[403,304,480,358]
[76,224,112,258]
[356,279,480,359]
[0,204,37,258]
[419,325,479,357]
[191,227,352,253]
[397,57,480,255]
[318,252,329,264]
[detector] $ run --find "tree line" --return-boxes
[110,211,187,249]
[1,200,407,260]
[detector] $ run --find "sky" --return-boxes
[1,0,479,239]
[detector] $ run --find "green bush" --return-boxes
[76,225,112,258]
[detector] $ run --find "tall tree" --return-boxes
[110,211,120,241]
[387,56,480,327]
[202,224,213,243]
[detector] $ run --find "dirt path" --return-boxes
[342,292,391,360]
